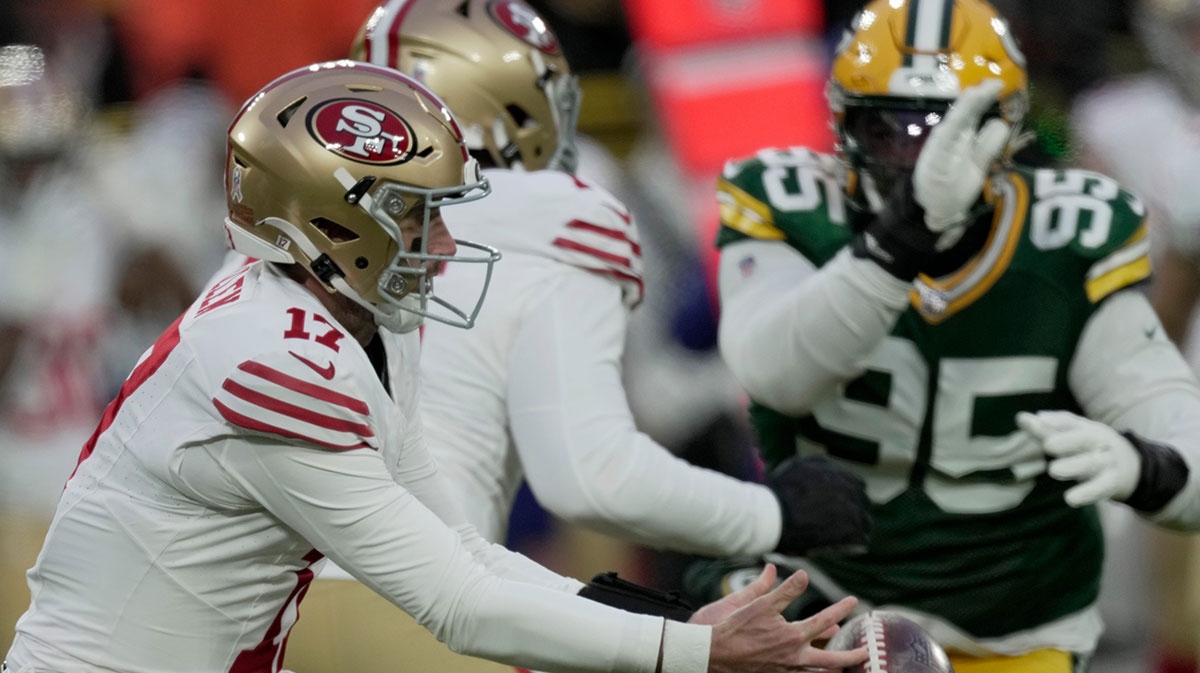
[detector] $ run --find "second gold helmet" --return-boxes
[350,0,580,173]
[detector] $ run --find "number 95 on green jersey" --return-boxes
[715,148,1150,640]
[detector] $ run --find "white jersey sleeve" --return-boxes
[1069,290,1200,529]
[717,240,912,415]
[507,266,782,556]
[211,345,379,452]
[173,438,708,673]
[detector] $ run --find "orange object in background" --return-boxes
[623,0,823,48]
[623,0,831,282]
[113,0,379,104]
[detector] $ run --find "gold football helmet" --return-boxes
[349,0,580,173]
[828,0,1028,210]
[224,60,500,333]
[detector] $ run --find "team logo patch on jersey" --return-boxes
[307,98,416,166]
[487,0,561,55]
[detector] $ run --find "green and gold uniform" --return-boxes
[709,147,1150,655]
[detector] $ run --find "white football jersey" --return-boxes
[417,168,642,541]
[8,261,417,672]
[418,169,781,556]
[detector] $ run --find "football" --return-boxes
[826,611,955,673]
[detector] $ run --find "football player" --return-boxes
[282,2,871,671]
[3,61,867,673]
[1073,1,1200,670]
[709,0,1200,671]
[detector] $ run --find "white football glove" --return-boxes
[1016,410,1141,507]
[913,79,1011,233]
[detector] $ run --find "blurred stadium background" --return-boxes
[0,0,1195,671]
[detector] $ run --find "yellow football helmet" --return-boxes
[224,60,500,333]
[828,0,1028,209]
[349,0,580,173]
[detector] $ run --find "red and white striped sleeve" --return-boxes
[548,178,644,309]
[212,352,378,452]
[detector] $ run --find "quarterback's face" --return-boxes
[397,205,456,277]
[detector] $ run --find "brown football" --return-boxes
[826,611,955,673]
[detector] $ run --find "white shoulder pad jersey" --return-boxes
[9,261,404,673]
[460,168,644,307]
[417,169,781,555]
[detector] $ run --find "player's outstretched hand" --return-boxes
[707,564,867,673]
[913,79,1010,232]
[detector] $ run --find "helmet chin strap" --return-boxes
[247,215,422,334]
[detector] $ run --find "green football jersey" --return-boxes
[715,148,1150,640]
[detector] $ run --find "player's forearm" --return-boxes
[718,244,910,415]
[1071,290,1200,528]
[523,422,781,556]
[455,522,585,593]
[445,569,710,673]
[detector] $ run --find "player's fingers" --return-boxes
[764,569,809,612]
[1047,452,1103,481]
[1042,429,1098,457]
[970,117,1010,170]
[794,596,859,641]
[733,563,778,604]
[1064,478,1112,507]
[951,79,1004,127]
[801,645,870,670]
[814,623,840,641]
[1017,410,1083,437]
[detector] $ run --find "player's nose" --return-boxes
[426,210,457,258]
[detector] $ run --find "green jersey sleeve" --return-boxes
[1019,167,1150,303]
[715,148,854,267]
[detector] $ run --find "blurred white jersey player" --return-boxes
[282,2,874,671]
[1072,2,1200,670]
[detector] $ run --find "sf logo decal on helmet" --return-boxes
[307,98,416,165]
[487,0,560,54]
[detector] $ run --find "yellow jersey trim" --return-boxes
[910,171,1029,323]
[949,648,1072,673]
[717,178,786,241]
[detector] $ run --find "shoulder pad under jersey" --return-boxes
[715,148,853,267]
[194,274,380,452]
[483,169,644,308]
[1017,166,1150,303]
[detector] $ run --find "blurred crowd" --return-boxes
[0,0,1197,671]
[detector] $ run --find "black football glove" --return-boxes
[851,183,940,281]
[768,455,872,556]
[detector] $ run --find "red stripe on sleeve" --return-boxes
[566,220,642,256]
[237,361,369,415]
[552,237,632,268]
[214,399,372,452]
[70,313,185,481]
[221,379,374,438]
[603,204,633,225]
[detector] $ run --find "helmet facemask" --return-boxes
[327,161,500,333]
